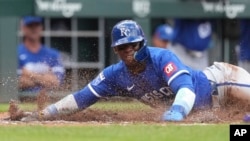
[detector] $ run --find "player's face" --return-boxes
[114,42,140,66]
[22,23,43,53]
[22,23,43,40]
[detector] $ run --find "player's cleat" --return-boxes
[243,114,250,122]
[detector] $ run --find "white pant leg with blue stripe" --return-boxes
[203,62,250,107]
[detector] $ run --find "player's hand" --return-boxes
[21,111,42,122]
[21,110,52,122]
[162,105,186,121]
[21,107,54,122]
[22,68,39,81]
[21,104,59,122]
[22,68,33,76]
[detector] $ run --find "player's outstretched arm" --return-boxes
[162,87,196,121]
[162,73,196,122]
[21,87,100,121]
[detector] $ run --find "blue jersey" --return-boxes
[74,47,212,109]
[239,20,250,61]
[18,43,65,91]
[172,19,212,51]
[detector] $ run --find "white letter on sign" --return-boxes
[234,129,247,136]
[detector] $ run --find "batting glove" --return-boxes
[21,105,58,122]
[21,111,42,122]
[162,105,186,121]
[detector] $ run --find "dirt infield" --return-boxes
[0,104,249,125]
[1,94,250,124]
[57,107,248,123]
[52,105,248,123]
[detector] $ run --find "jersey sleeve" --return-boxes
[73,86,100,109]
[157,50,195,95]
[17,58,23,76]
[159,50,190,87]
[86,67,118,98]
[50,52,65,84]
[17,45,25,76]
[71,67,118,109]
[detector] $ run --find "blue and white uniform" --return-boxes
[18,43,65,92]
[73,47,212,110]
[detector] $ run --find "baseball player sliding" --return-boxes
[22,20,250,122]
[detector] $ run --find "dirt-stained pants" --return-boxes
[203,62,250,107]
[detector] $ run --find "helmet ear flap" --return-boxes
[134,41,149,62]
[139,41,144,49]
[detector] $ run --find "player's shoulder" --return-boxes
[148,46,174,59]
[102,61,125,77]
[42,45,60,56]
[104,61,125,73]
[17,43,26,53]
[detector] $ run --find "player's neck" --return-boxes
[127,61,146,75]
[24,38,41,53]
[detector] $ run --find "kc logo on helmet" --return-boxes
[164,62,177,77]
[120,26,130,37]
[119,26,138,37]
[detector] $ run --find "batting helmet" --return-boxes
[154,24,174,41]
[111,20,149,62]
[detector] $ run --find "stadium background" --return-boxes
[0,0,248,102]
